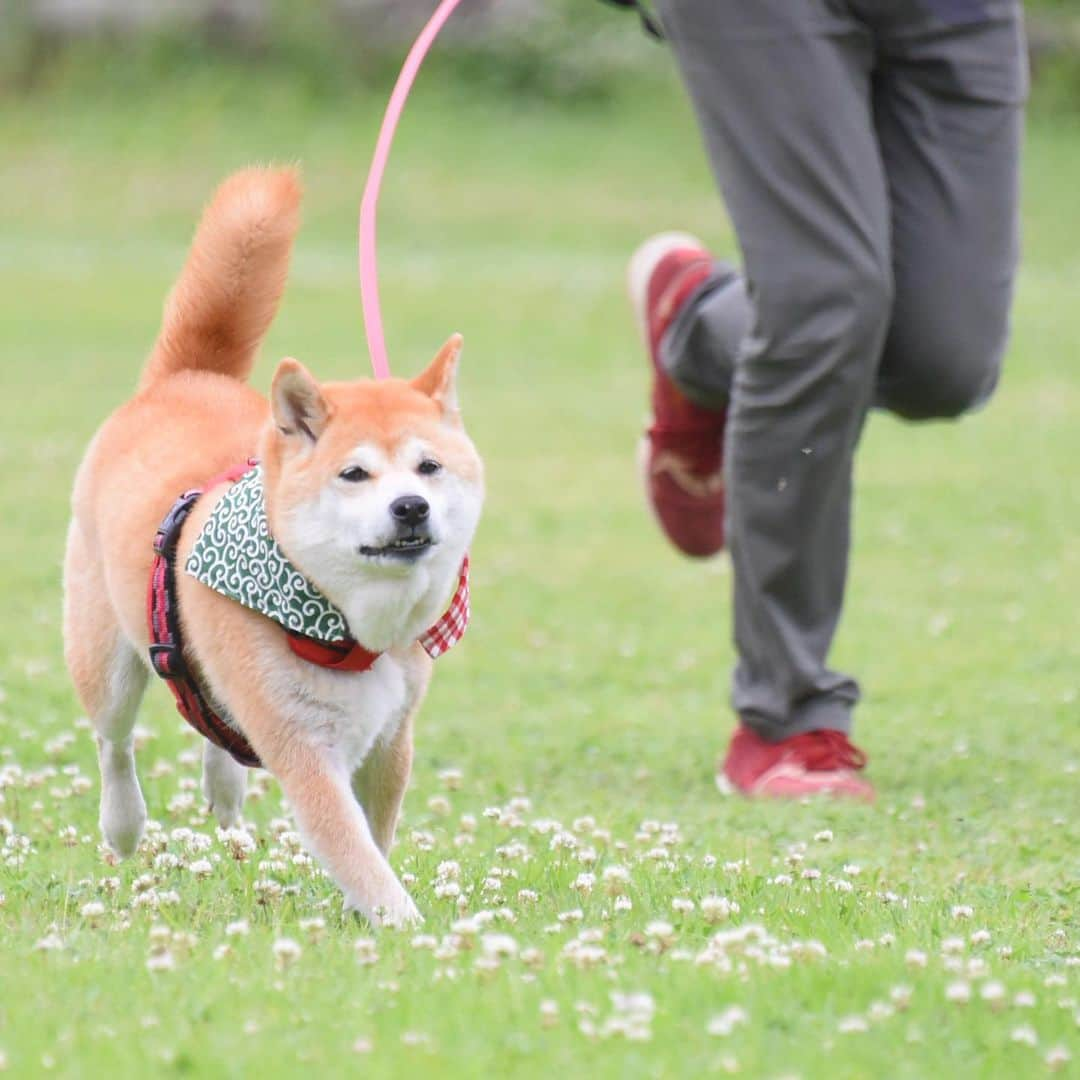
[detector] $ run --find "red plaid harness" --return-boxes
[147,462,471,769]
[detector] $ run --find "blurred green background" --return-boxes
[2,0,1079,110]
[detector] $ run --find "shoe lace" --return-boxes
[786,730,868,772]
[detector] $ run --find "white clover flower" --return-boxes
[613,896,633,914]
[539,1000,559,1028]
[980,981,1007,1010]
[1010,1025,1038,1047]
[644,921,676,947]
[437,767,463,791]
[187,859,213,877]
[517,889,539,905]
[299,917,326,942]
[951,904,974,920]
[146,950,176,973]
[1045,1046,1071,1071]
[868,1002,894,1023]
[212,944,231,961]
[890,985,913,1010]
[481,933,518,959]
[33,932,64,952]
[451,916,482,940]
[970,929,992,946]
[568,872,594,898]
[946,981,972,1004]
[601,865,631,892]
[941,936,966,954]
[354,938,378,966]
[672,897,695,915]
[80,901,105,920]
[561,939,607,969]
[966,958,990,979]
[707,1006,749,1037]
[1014,990,1037,1008]
[217,827,256,861]
[225,920,250,937]
[427,795,451,817]
[700,896,739,924]
[814,829,834,843]
[272,937,302,970]
[838,1016,870,1034]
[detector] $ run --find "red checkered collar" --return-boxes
[184,463,471,674]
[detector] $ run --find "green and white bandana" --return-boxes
[185,466,352,642]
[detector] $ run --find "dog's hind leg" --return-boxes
[202,741,247,827]
[64,525,149,857]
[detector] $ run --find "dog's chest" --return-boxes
[295,652,416,770]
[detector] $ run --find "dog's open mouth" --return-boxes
[359,536,434,560]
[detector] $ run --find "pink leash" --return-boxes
[359,0,468,380]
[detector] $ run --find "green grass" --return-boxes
[0,66,1078,1079]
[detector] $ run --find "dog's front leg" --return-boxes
[273,744,420,927]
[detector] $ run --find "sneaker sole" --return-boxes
[629,233,712,554]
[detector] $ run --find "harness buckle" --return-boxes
[149,642,185,680]
[153,489,202,557]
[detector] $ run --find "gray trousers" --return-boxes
[654,0,1027,739]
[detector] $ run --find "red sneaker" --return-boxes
[718,724,875,801]
[628,232,727,558]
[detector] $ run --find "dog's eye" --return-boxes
[339,466,371,483]
[417,459,442,476]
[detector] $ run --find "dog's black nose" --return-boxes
[389,495,430,528]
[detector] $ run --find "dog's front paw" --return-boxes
[348,890,423,930]
[99,776,147,858]
[202,742,247,827]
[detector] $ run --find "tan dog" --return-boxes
[63,168,484,925]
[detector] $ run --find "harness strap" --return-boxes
[147,463,262,769]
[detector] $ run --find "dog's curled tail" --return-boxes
[140,167,302,389]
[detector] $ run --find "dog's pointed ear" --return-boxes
[412,333,463,425]
[271,358,330,444]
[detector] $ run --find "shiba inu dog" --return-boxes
[63,167,484,925]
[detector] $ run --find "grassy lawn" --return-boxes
[0,60,1077,1078]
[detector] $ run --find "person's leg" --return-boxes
[871,3,1027,418]
[655,0,892,740]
